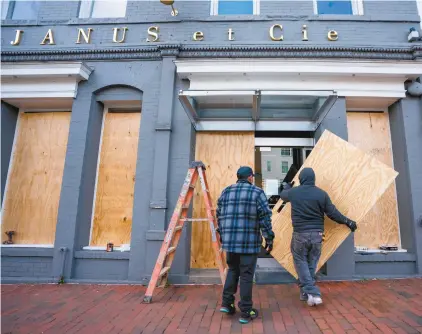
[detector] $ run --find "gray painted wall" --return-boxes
[389,97,422,274]
[1,248,54,281]
[1,101,18,206]
[1,0,421,284]
[315,97,355,280]
[1,1,418,24]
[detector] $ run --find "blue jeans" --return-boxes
[291,231,323,297]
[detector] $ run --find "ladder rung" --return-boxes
[160,266,171,277]
[167,247,176,255]
[175,226,183,231]
[182,206,189,210]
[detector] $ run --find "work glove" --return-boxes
[264,239,273,254]
[264,231,275,254]
[346,219,358,232]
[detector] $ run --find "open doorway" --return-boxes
[254,135,313,258]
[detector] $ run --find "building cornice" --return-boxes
[1,44,422,62]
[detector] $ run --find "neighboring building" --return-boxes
[1,0,422,284]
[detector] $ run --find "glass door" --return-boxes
[255,145,313,258]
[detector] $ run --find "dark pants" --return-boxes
[291,231,323,297]
[222,252,258,313]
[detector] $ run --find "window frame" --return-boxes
[281,161,289,174]
[313,0,364,15]
[78,0,127,19]
[211,0,260,16]
[2,0,41,20]
[280,148,291,157]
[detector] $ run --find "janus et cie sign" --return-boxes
[9,25,340,46]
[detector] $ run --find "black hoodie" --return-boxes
[280,167,349,233]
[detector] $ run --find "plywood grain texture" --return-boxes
[191,132,255,268]
[270,130,398,278]
[347,112,400,249]
[2,112,71,244]
[90,112,141,246]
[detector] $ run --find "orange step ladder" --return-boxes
[143,161,227,303]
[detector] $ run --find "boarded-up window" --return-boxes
[192,132,255,268]
[90,112,141,247]
[2,112,71,244]
[347,112,401,249]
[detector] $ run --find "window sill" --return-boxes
[75,250,130,260]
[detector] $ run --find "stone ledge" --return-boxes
[74,251,130,260]
[1,247,54,257]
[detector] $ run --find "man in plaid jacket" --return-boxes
[217,166,275,324]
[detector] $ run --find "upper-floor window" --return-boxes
[280,148,291,157]
[315,0,363,15]
[79,0,127,18]
[211,0,259,15]
[281,161,289,174]
[266,160,272,172]
[1,0,41,20]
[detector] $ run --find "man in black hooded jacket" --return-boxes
[280,167,357,307]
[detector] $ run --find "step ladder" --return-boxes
[143,161,227,303]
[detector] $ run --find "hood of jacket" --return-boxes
[299,167,316,186]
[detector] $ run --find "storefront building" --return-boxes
[1,0,422,284]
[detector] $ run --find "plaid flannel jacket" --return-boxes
[216,179,274,254]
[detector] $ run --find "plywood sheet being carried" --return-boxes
[90,112,141,246]
[270,130,398,278]
[191,132,255,268]
[347,112,400,249]
[2,112,71,244]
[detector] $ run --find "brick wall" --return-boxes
[1,256,53,278]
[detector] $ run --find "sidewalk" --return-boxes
[2,278,422,334]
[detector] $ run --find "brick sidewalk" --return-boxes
[2,279,422,334]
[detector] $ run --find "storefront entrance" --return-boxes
[255,139,313,258]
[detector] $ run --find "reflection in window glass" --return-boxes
[218,0,253,15]
[12,0,40,20]
[281,161,288,174]
[280,148,291,156]
[317,0,353,14]
[1,0,9,19]
[79,0,127,18]
[267,161,272,172]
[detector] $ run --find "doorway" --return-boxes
[254,137,314,258]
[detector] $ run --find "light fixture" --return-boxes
[160,0,178,16]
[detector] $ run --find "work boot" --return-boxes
[220,303,236,315]
[307,294,323,306]
[239,308,259,324]
[300,291,308,301]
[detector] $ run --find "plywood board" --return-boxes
[2,112,71,244]
[191,132,255,268]
[90,112,141,246]
[347,112,400,249]
[270,130,398,278]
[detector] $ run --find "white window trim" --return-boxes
[417,0,422,29]
[211,0,259,16]
[313,0,364,15]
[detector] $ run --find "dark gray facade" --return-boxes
[1,0,422,284]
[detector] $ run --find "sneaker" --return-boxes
[239,308,259,324]
[307,294,323,307]
[220,303,236,315]
[300,291,308,301]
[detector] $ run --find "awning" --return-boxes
[179,90,337,131]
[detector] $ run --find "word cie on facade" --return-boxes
[10,25,340,46]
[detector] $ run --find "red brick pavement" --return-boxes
[2,278,422,334]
